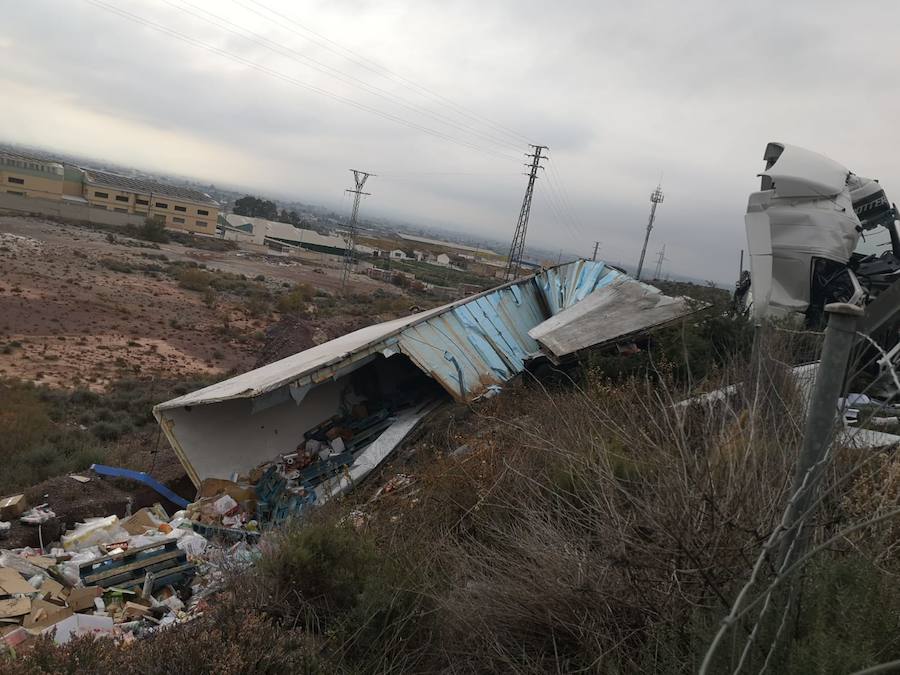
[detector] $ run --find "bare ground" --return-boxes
[0,215,397,389]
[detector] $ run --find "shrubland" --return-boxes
[0,376,211,493]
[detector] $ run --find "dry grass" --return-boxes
[9,330,900,673]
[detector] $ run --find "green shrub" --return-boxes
[174,267,215,291]
[0,381,52,462]
[137,216,169,243]
[275,284,313,314]
[256,521,427,667]
[243,294,271,318]
[783,557,900,674]
[99,258,134,274]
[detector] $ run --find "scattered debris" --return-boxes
[0,498,258,655]
[68,475,91,484]
[19,506,55,526]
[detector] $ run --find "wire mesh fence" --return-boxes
[698,308,900,675]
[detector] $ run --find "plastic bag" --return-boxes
[61,516,126,551]
[177,532,208,557]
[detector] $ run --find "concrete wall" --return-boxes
[0,190,145,227]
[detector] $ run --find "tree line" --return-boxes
[233,195,306,228]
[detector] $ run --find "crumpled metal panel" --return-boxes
[536,260,623,315]
[156,259,688,412]
[397,283,547,399]
[529,275,702,358]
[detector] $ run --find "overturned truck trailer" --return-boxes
[154,260,699,491]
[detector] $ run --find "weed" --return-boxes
[99,258,134,274]
[275,283,313,314]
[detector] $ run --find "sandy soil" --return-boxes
[0,216,394,390]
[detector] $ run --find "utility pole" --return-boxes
[340,169,373,293]
[592,241,600,261]
[635,183,664,280]
[653,244,667,279]
[505,144,548,281]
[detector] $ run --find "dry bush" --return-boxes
[6,603,328,675]
[427,376,802,671]
[350,329,845,672]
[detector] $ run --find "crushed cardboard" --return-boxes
[0,597,31,620]
[121,508,163,536]
[0,567,35,595]
[23,599,74,632]
[66,586,102,613]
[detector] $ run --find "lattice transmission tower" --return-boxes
[504,144,548,281]
[340,169,373,292]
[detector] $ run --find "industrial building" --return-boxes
[0,149,219,235]
[221,213,375,257]
[82,169,219,236]
[0,151,82,201]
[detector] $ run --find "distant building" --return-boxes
[82,169,219,236]
[223,213,359,257]
[390,249,409,260]
[435,253,451,266]
[0,150,220,235]
[1,150,85,202]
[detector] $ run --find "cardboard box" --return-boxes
[40,577,69,604]
[121,508,162,536]
[0,494,27,520]
[123,601,151,620]
[198,478,255,503]
[65,587,103,613]
[22,556,56,570]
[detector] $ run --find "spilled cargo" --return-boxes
[153,259,702,506]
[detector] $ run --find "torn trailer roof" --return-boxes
[154,260,701,488]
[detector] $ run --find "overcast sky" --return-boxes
[3,0,899,283]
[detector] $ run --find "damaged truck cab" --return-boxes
[742,142,900,327]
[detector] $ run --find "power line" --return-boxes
[81,0,521,164]
[546,160,587,237]
[164,0,525,156]
[237,0,534,148]
[541,170,584,246]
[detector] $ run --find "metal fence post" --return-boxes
[780,302,863,567]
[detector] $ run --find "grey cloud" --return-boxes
[4,0,900,284]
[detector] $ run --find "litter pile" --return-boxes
[0,497,256,655]
[0,401,428,654]
[188,400,419,537]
